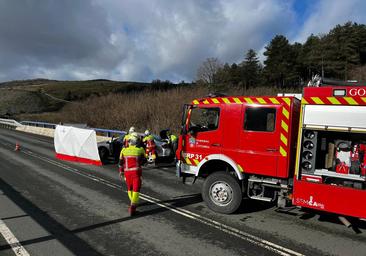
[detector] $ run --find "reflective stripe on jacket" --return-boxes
[143,135,154,142]
[170,134,178,142]
[120,146,145,172]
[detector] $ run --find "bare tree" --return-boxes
[196,57,222,85]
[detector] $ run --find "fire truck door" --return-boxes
[240,105,281,177]
[183,106,222,165]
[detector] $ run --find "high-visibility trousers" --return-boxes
[124,171,142,204]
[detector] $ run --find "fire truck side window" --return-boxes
[189,107,220,132]
[244,107,276,132]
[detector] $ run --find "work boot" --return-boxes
[128,204,137,216]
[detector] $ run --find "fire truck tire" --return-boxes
[202,172,242,214]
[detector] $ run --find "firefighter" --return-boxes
[123,126,136,147]
[143,130,156,163]
[166,130,178,155]
[118,134,146,216]
[143,129,154,142]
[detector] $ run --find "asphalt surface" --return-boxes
[0,127,365,256]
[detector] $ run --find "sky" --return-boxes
[0,0,365,83]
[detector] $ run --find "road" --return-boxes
[0,127,365,256]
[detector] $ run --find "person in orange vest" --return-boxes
[118,134,146,216]
[123,126,136,148]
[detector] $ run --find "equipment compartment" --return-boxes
[300,129,366,189]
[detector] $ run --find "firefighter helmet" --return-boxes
[129,126,136,134]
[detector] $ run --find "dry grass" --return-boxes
[19,85,301,134]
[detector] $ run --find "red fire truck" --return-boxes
[176,78,366,220]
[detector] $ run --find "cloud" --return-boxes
[0,0,124,81]
[293,0,366,43]
[97,0,296,81]
[0,0,364,83]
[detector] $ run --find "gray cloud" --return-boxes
[0,0,364,83]
[0,0,124,80]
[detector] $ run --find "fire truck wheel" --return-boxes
[202,172,242,214]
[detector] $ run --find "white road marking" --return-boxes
[0,219,30,256]
[7,145,304,256]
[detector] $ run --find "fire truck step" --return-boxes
[248,195,273,202]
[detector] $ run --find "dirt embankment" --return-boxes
[0,79,150,118]
[0,88,63,116]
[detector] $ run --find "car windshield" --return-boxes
[114,135,124,142]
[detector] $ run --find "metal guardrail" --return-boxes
[19,120,126,137]
[0,118,22,129]
[93,128,126,137]
[20,120,57,129]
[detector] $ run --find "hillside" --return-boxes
[0,79,150,117]
[16,85,301,134]
[1,78,302,133]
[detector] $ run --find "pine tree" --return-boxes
[324,22,360,79]
[263,35,293,87]
[241,49,262,89]
[300,34,323,79]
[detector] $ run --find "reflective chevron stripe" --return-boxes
[302,96,366,106]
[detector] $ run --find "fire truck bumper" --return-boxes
[176,160,197,177]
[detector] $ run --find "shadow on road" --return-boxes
[0,178,103,255]
[315,211,366,233]
[139,193,202,207]
[235,199,275,214]
[70,193,203,234]
[279,207,366,234]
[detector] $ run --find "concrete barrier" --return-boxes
[16,126,55,137]
[15,125,110,142]
[1,119,112,143]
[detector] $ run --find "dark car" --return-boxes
[97,132,175,164]
[97,135,125,164]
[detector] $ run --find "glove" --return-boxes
[118,165,123,173]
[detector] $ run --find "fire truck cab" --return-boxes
[176,80,366,219]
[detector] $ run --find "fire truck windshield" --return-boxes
[188,107,220,132]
